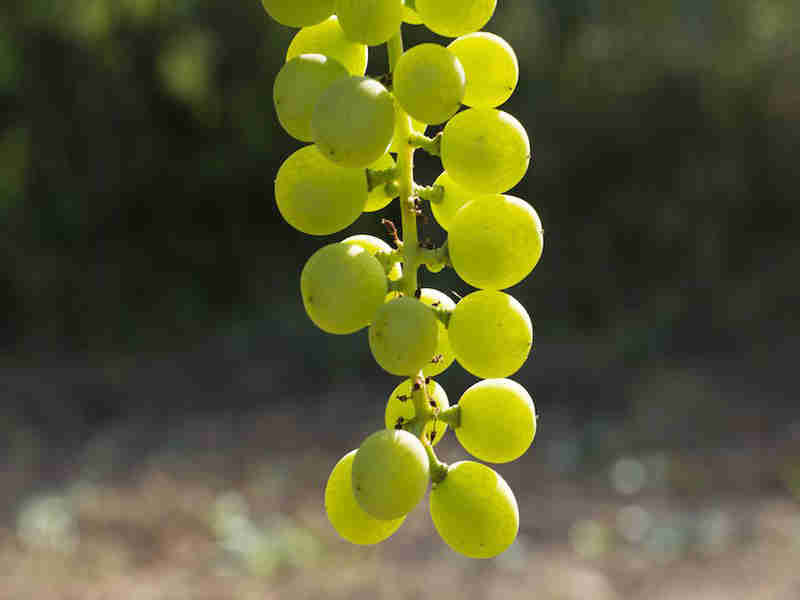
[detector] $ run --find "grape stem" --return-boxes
[423,436,449,485]
[415,183,444,204]
[366,166,399,192]
[438,405,461,428]
[409,132,441,157]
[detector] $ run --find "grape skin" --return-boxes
[430,171,493,231]
[418,288,456,376]
[261,0,335,28]
[455,379,536,463]
[335,0,404,46]
[441,108,530,193]
[430,461,519,558]
[287,16,368,76]
[448,194,544,290]
[300,243,387,334]
[415,0,496,38]
[369,297,438,376]
[312,76,395,168]
[352,429,430,519]
[448,290,532,379]
[341,233,402,281]
[364,153,399,212]
[275,145,367,235]
[401,0,422,25]
[385,378,449,445]
[393,43,465,125]
[448,32,518,108]
[273,54,349,142]
[325,450,406,544]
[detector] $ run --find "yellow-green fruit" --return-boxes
[364,153,398,212]
[448,194,543,290]
[352,429,430,519]
[341,233,402,281]
[448,32,518,108]
[402,0,422,24]
[415,0,496,38]
[385,378,449,445]
[448,290,532,378]
[369,297,439,376]
[419,288,456,376]
[261,0,335,28]
[430,171,493,231]
[300,243,387,334]
[430,461,519,558]
[335,0,403,46]
[455,379,536,463]
[325,450,405,544]
[389,106,426,153]
[287,16,368,76]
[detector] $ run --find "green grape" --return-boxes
[389,107,426,154]
[273,54,349,142]
[364,153,398,212]
[448,194,543,290]
[448,290,532,378]
[455,379,536,463]
[369,297,438,376]
[448,32,518,108]
[441,108,530,193]
[300,243,387,334]
[430,171,492,231]
[402,0,422,24]
[393,43,465,125]
[335,0,403,46]
[312,76,395,168]
[261,0,335,28]
[352,429,430,519]
[418,288,456,376]
[341,233,402,281]
[415,0,496,38]
[325,450,406,544]
[430,461,518,558]
[287,16,368,76]
[275,145,367,235]
[384,378,449,445]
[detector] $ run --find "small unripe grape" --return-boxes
[261,0,335,28]
[441,108,530,193]
[335,0,404,46]
[275,145,367,235]
[448,194,543,290]
[312,76,395,168]
[393,43,465,125]
[287,16,368,76]
[341,233,402,281]
[385,378,449,445]
[430,461,518,558]
[448,290,532,378]
[415,0,496,38]
[448,32,518,108]
[325,450,405,544]
[300,243,387,334]
[273,54,349,142]
[418,288,456,376]
[369,297,438,376]
[352,429,430,519]
[455,379,536,463]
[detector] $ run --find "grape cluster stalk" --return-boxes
[265,0,542,559]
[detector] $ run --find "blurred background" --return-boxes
[1,0,799,598]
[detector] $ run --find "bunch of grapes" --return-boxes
[265,0,541,559]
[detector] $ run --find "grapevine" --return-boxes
[264,0,542,558]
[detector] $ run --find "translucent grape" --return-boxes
[455,379,536,463]
[448,195,543,289]
[384,378,449,445]
[448,32,518,108]
[312,76,395,168]
[273,54,349,142]
[418,288,456,376]
[369,297,438,376]
[430,461,518,558]
[335,0,403,46]
[393,44,465,125]
[430,171,492,231]
[300,243,387,334]
[341,233,402,281]
[364,153,398,212]
[402,0,422,25]
[287,16,368,76]
[275,145,367,235]
[448,290,532,378]
[325,450,405,544]
[352,429,429,519]
[415,0,496,38]
[441,108,530,193]
[261,0,335,28]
